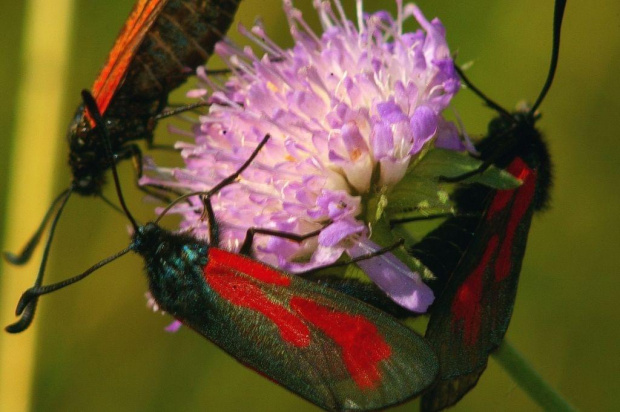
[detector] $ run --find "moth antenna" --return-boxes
[8,246,133,329]
[454,65,512,120]
[3,188,72,265]
[456,0,567,121]
[5,188,72,333]
[530,0,567,114]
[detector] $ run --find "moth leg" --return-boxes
[169,133,269,244]
[299,239,405,275]
[238,228,322,257]
[116,144,177,203]
[155,100,209,120]
[240,227,404,273]
[148,99,210,151]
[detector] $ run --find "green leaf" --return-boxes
[387,174,452,216]
[413,148,521,189]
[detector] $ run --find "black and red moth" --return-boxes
[408,1,567,410]
[9,93,439,412]
[137,225,438,411]
[5,0,241,332]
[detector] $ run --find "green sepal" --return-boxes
[375,192,389,222]
[343,262,372,282]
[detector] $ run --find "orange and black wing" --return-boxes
[92,0,168,116]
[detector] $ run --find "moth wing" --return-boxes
[422,158,539,411]
[91,0,167,115]
[197,249,438,411]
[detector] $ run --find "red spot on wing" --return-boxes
[290,297,391,390]
[449,158,537,347]
[486,189,513,220]
[208,248,290,286]
[451,235,499,346]
[490,158,538,282]
[205,251,309,347]
[90,0,166,122]
[486,158,532,220]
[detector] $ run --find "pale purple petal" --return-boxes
[371,122,394,159]
[319,218,366,247]
[311,190,361,220]
[410,105,438,154]
[165,321,183,333]
[285,244,346,273]
[348,239,435,313]
[376,101,408,124]
[435,117,474,152]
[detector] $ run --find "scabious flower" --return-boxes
[141,0,467,313]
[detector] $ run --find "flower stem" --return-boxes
[493,340,578,411]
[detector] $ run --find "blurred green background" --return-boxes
[0,0,618,410]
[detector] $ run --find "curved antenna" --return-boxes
[3,188,72,264]
[9,246,134,325]
[456,0,567,120]
[530,0,567,114]
[155,134,271,224]
[80,90,138,231]
[5,188,73,333]
[454,65,512,120]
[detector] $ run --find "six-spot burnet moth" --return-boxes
[4,0,242,332]
[405,1,567,410]
[7,90,439,411]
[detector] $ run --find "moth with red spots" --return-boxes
[405,1,567,410]
[137,227,438,410]
[8,92,439,411]
[5,0,241,332]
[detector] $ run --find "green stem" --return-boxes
[493,340,578,411]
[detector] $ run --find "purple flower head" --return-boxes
[141,0,465,313]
